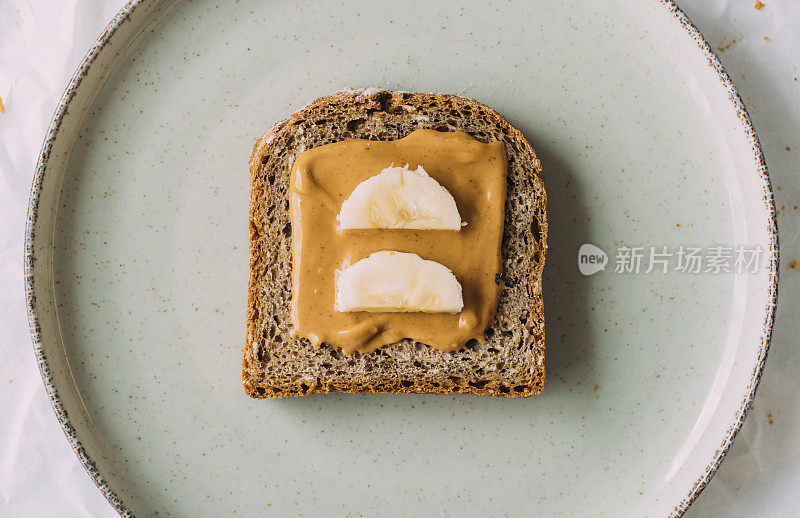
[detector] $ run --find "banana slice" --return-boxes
[335,251,463,313]
[337,165,462,230]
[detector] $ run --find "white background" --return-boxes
[1,0,798,515]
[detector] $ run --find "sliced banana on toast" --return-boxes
[337,165,462,230]
[335,251,463,313]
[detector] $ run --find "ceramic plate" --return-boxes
[25,0,777,516]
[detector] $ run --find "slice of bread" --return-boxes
[244,89,547,398]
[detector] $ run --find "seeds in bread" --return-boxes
[244,89,547,398]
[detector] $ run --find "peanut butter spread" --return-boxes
[289,129,507,354]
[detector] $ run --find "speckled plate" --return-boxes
[25,0,777,516]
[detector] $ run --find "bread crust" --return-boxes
[244,89,547,398]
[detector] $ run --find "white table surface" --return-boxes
[1,0,798,516]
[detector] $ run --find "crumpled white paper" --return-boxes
[0,2,122,516]
[677,1,800,516]
[0,0,798,516]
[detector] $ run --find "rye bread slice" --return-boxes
[244,89,547,398]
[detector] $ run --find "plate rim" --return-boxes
[23,0,779,516]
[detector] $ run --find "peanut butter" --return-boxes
[289,129,507,354]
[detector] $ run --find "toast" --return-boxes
[244,89,547,398]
